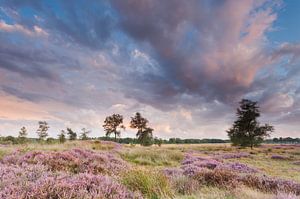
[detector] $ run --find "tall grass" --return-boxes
[121,169,174,199]
[120,147,183,166]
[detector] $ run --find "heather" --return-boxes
[0,164,140,199]
[1,148,129,175]
[1,142,300,199]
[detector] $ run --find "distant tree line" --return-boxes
[265,137,300,144]
[1,99,295,148]
[1,134,298,146]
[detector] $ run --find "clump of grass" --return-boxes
[91,141,115,151]
[171,175,199,195]
[120,148,183,166]
[121,169,174,199]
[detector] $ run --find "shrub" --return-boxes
[1,148,129,176]
[271,155,289,160]
[171,175,199,195]
[274,192,299,199]
[162,168,184,178]
[193,169,238,189]
[218,162,258,173]
[121,169,174,199]
[217,152,250,159]
[293,161,300,165]
[0,164,141,199]
[240,175,300,195]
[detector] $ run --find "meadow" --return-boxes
[0,141,300,199]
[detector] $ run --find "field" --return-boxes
[0,141,300,199]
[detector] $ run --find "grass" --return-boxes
[121,169,174,199]
[120,146,183,167]
[1,142,300,199]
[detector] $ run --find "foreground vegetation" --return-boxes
[0,141,299,199]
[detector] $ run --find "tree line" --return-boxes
[0,112,156,146]
[1,99,295,148]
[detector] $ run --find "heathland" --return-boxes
[0,141,299,199]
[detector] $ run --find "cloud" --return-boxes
[112,0,279,106]
[0,20,48,36]
[0,0,299,138]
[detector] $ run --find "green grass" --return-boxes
[121,169,174,199]
[120,146,183,167]
[1,142,299,199]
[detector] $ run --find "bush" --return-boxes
[121,169,174,199]
[271,155,289,160]
[171,175,199,195]
[193,169,239,189]
[240,175,300,195]
[2,148,129,175]
[0,164,140,199]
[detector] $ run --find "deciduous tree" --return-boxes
[103,114,125,141]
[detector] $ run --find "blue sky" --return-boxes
[0,0,299,139]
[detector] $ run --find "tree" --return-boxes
[154,137,163,147]
[227,99,274,148]
[80,128,90,140]
[58,130,66,143]
[18,126,28,143]
[36,121,49,141]
[130,112,153,146]
[103,114,125,141]
[66,128,77,140]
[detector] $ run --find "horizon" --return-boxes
[0,0,300,139]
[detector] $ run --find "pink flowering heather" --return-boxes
[271,155,289,160]
[181,164,204,177]
[218,162,258,173]
[181,153,209,165]
[162,168,184,178]
[0,165,142,199]
[216,152,250,160]
[179,152,223,176]
[293,161,300,165]
[240,174,300,195]
[272,145,300,149]
[274,192,299,199]
[1,148,129,176]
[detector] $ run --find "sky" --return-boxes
[0,0,299,139]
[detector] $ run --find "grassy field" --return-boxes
[0,141,299,199]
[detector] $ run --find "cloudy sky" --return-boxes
[0,0,299,139]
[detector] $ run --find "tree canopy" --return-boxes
[103,114,125,141]
[18,126,27,143]
[66,128,77,140]
[36,121,49,141]
[227,99,274,148]
[130,112,153,146]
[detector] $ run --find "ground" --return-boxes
[0,141,299,199]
